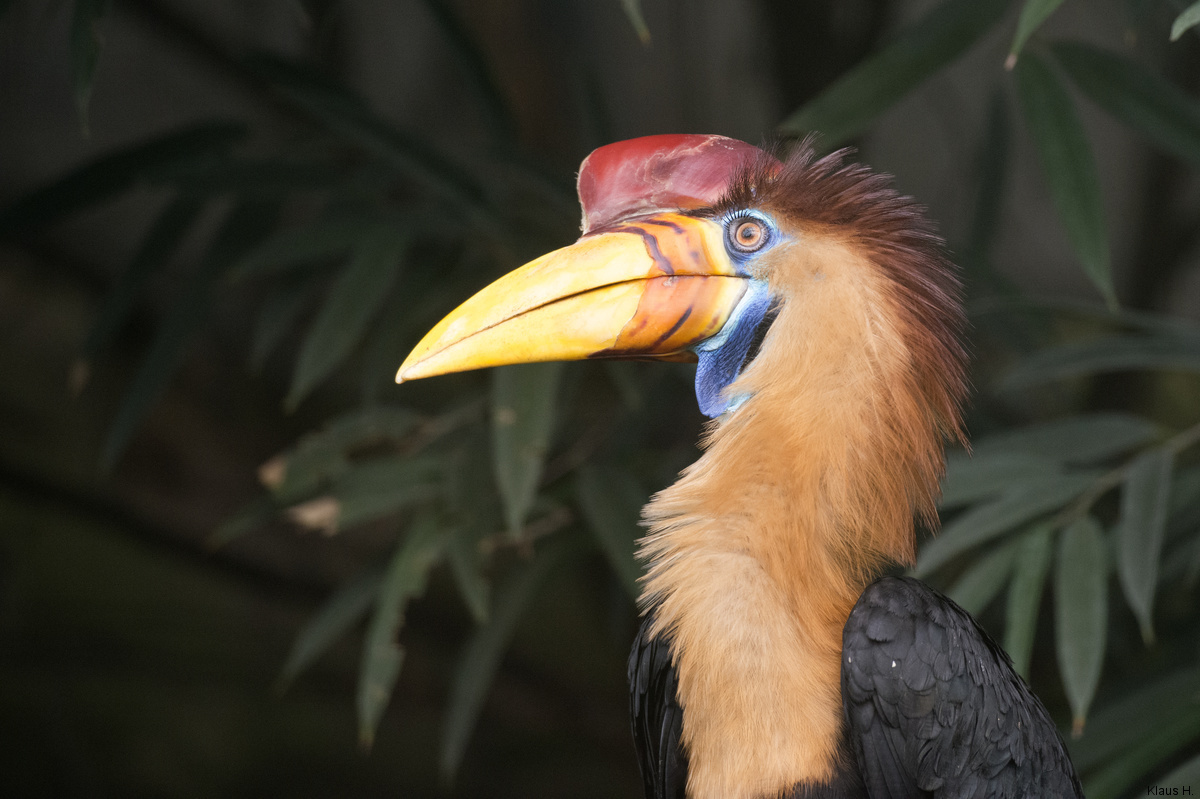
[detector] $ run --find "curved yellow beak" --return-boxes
[396,213,748,383]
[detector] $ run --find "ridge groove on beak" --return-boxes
[397,213,747,383]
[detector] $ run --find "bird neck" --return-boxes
[638,238,947,799]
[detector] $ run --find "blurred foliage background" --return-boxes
[2,0,1200,796]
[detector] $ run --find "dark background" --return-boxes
[2,1,1200,797]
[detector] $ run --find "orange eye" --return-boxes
[729,218,767,253]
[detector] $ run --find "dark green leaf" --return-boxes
[286,227,410,410]
[1055,516,1108,733]
[1004,524,1053,678]
[249,271,319,370]
[1008,0,1066,62]
[360,284,424,404]
[207,496,277,548]
[442,444,498,624]
[357,513,444,749]
[422,0,517,138]
[1171,1,1200,41]
[265,406,422,503]
[964,89,1011,268]
[82,194,205,362]
[279,568,383,690]
[939,452,1061,509]
[306,455,442,533]
[970,413,1160,466]
[1068,667,1200,773]
[447,523,491,625]
[1084,710,1200,799]
[1116,447,1173,644]
[0,121,246,234]
[618,0,651,45]
[229,216,380,282]
[101,199,280,469]
[172,158,342,195]
[1003,334,1200,389]
[575,465,645,599]
[70,0,110,127]
[1160,753,1200,792]
[917,474,1097,576]
[1052,42,1200,166]
[946,540,1017,615]
[491,363,563,537]
[1014,52,1114,307]
[440,538,575,783]
[778,0,1009,145]
[247,55,484,208]
[972,294,1200,340]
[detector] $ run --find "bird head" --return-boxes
[397,134,967,458]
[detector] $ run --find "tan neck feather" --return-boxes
[638,237,948,799]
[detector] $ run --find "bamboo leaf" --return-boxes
[360,284,426,404]
[279,568,384,690]
[1003,334,1200,389]
[970,413,1160,466]
[70,0,110,128]
[172,157,342,195]
[357,513,444,749]
[618,0,651,45]
[1068,667,1200,773]
[946,540,1018,616]
[939,452,1060,509]
[1171,1,1200,41]
[916,474,1097,576]
[1084,711,1200,799]
[247,55,484,208]
[447,523,491,624]
[440,538,575,783]
[422,0,518,137]
[0,121,245,234]
[1055,516,1108,734]
[575,465,645,599]
[207,496,277,548]
[1052,41,1200,166]
[443,444,498,624]
[1004,524,1053,678]
[249,271,319,370]
[1014,52,1114,308]
[778,0,1010,145]
[491,363,563,537]
[312,455,443,533]
[1116,447,1174,644]
[101,199,280,469]
[964,89,1011,269]
[1160,753,1200,792]
[1007,0,1066,63]
[972,294,1200,340]
[264,406,422,503]
[286,227,409,410]
[82,194,205,363]
[229,216,380,282]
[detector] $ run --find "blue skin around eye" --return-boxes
[694,280,774,417]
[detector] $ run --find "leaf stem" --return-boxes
[1054,419,1200,527]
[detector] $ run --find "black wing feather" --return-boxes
[842,577,1083,799]
[628,613,688,799]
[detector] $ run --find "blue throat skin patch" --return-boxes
[693,279,774,417]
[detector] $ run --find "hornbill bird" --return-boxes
[397,135,1084,799]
